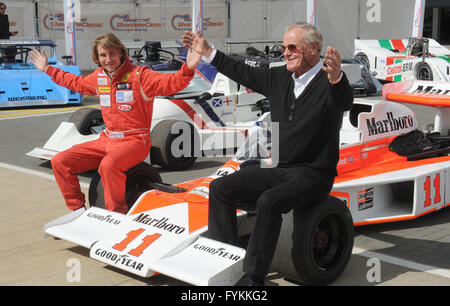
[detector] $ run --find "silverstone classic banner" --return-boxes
[38,2,226,40]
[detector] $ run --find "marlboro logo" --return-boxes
[366,112,414,136]
[412,85,450,95]
[132,213,185,234]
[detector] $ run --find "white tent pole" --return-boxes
[192,0,203,34]
[307,0,316,25]
[63,0,79,65]
[412,0,426,37]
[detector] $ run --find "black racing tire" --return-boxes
[69,108,104,135]
[88,162,162,212]
[150,120,198,171]
[354,53,370,70]
[272,196,354,285]
[416,63,433,81]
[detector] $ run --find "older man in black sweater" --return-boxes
[182,22,353,286]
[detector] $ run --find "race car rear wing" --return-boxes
[0,39,56,47]
[383,80,450,106]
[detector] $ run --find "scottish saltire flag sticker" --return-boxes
[212,97,223,108]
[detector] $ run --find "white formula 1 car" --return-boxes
[26,71,268,171]
[43,80,450,285]
[27,39,381,171]
[354,37,450,82]
[26,61,380,171]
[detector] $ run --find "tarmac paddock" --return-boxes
[1,164,449,287]
[0,100,449,287]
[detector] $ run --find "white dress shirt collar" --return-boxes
[292,60,323,98]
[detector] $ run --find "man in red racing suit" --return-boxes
[30,33,201,213]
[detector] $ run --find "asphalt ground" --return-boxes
[0,95,449,290]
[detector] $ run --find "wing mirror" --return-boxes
[195,92,212,104]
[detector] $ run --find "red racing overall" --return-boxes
[47,58,195,213]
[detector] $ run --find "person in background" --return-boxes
[0,2,18,39]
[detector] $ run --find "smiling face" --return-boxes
[282,27,320,77]
[97,45,122,74]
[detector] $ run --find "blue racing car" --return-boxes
[0,39,82,108]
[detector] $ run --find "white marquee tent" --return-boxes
[5,0,425,70]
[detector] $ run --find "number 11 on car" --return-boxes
[421,171,445,212]
[112,228,161,257]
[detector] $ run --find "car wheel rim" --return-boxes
[311,213,349,272]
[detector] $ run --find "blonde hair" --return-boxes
[91,33,128,67]
[287,22,323,53]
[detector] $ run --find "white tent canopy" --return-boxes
[6,0,424,69]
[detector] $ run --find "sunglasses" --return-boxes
[280,44,302,53]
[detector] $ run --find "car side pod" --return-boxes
[272,196,354,285]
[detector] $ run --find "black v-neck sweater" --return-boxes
[211,50,354,175]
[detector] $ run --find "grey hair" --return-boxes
[286,22,323,53]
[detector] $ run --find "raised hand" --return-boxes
[181,31,214,58]
[29,49,49,73]
[322,46,341,83]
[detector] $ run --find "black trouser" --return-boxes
[208,165,334,279]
